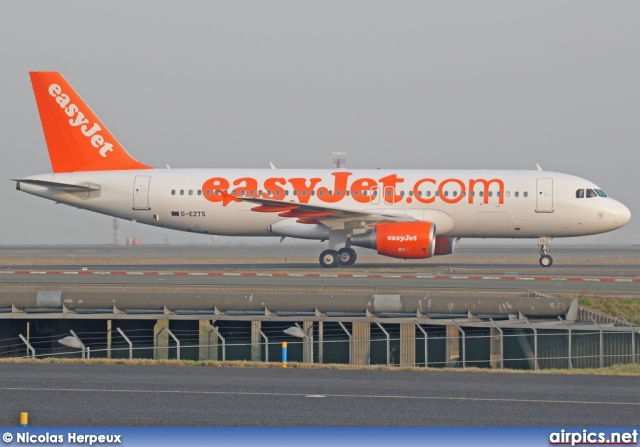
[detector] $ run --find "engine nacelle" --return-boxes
[433,237,455,256]
[350,222,436,259]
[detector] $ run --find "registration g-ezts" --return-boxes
[17,72,631,268]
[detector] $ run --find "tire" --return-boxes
[338,247,357,266]
[319,249,340,268]
[539,255,553,267]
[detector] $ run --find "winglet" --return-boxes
[29,72,152,173]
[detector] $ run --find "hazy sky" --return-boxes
[1,1,638,246]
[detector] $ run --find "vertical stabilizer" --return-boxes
[29,72,152,173]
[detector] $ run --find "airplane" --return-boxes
[15,72,631,268]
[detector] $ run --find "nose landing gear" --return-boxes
[538,237,553,267]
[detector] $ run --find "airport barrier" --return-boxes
[1,323,638,370]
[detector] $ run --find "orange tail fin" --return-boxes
[29,72,152,173]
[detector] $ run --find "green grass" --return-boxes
[577,296,640,324]
[2,358,640,375]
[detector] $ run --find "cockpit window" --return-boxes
[586,189,597,198]
[576,189,584,198]
[595,189,607,197]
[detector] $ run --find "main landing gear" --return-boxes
[538,237,553,267]
[319,247,357,268]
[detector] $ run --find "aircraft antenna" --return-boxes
[331,152,347,169]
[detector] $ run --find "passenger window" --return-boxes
[515,191,519,197]
[337,191,342,196]
[275,190,281,196]
[453,191,458,197]
[409,191,413,197]
[488,191,493,197]
[249,190,254,196]
[363,190,368,196]
[505,191,510,198]
[576,189,585,198]
[285,191,289,196]
[524,192,528,197]
[180,190,184,196]
[293,191,298,196]
[426,191,431,197]
[418,191,422,197]
[354,190,359,196]
[479,191,484,197]
[197,190,202,196]
[171,189,175,195]
[444,191,449,197]
[319,190,324,196]
[231,189,236,195]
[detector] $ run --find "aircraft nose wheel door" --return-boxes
[133,175,151,210]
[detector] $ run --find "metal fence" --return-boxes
[1,326,638,370]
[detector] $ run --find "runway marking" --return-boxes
[0,270,637,283]
[0,387,638,406]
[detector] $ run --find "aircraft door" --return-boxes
[133,175,151,210]
[536,178,553,212]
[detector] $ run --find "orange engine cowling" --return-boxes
[350,222,436,259]
[433,237,455,256]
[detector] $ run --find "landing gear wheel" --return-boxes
[539,255,553,267]
[338,247,357,266]
[319,249,340,268]
[538,237,553,268]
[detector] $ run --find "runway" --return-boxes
[1,244,638,295]
[0,363,638,426]
[1,272,639,295]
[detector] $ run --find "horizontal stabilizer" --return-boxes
[14,179,101,194]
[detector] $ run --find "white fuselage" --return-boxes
[18,168,631,240]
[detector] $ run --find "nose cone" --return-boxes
[609,200,631,229]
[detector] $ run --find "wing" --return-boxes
[218,190,416,231]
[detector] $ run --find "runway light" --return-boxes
[283,327,306,338]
